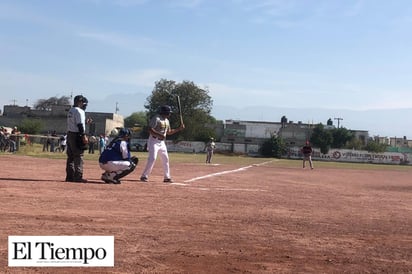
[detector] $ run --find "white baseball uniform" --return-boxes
[141,114,171,180]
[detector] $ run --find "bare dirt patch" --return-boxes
[0,155,411,273]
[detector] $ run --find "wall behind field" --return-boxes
[161,140,412,165]
[288,147,411,165]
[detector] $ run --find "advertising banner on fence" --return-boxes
[288,147,410,165]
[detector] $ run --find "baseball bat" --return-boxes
[177,96,184,125]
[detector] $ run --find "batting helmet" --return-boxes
[118,128,131,138]
[159,105,172,115]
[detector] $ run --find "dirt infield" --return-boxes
[0,154,411,273]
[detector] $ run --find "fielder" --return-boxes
[99,128,138,184]
[301,140,314,169]
[140,105,184,183]
[204,137,216,164]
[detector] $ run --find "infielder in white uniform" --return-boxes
[140,105,184,183]
[204,137,216,164]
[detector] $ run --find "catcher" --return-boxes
[99,128,138,184]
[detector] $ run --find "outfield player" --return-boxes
[140,105,184,183]
[301,140,314,169]
[99,128,138,184]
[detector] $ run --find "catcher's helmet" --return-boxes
[118,128,131,138]
[159,105,172,115]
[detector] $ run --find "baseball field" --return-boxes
[0,152,411,273]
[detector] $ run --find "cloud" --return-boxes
[342,0,364,17]
[235,0,368,27]
[76,31,163,52]
[104,69,173,87]
[235,0,295,15]
[206,82,286,107]
[85,0,204,8]
[205,79,412,112]
[166,0,204,9]
[0,2,56,26]
[81,0,148,7]
[231,0,311,28]
[0,70,63,91]
[0,69,72,108]
[110,0,148,6]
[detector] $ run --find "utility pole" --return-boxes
[334,117,343,128]
[115,102,119,114]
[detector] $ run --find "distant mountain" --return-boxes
[211,105,412,138]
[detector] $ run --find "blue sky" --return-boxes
[1,0,412,137]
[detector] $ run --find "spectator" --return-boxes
[43,131,51,152]
[99,134,106,154]
[50,130,58,152]
[10,126,21,152]
[88,135,97,154]
[59,134,67,152]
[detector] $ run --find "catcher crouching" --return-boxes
[99,128,138,184]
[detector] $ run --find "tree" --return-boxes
[345,138,364,150]
[124,111,148,138]
[18,118,43,134]
[310,124,333,154]
[331,127,354,148]
[34,96,71,111]
[260,135,287,158]
[144,79,216,141]
[364,140,387,153]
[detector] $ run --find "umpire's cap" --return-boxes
[73,95,87,106]
[159,105,172,115]
[118,128,131,138]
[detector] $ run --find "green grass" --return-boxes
[2,144,412,172]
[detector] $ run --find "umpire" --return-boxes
[65,95,89,183]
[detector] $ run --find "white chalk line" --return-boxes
[178,160,274,184]
[196,187,267,192]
